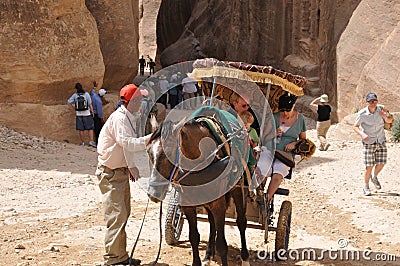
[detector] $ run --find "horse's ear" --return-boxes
[149,114,158,133]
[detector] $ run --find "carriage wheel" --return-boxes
[275,200,292,254]
[165,190,184,245]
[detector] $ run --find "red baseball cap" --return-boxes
[120,84,147,102]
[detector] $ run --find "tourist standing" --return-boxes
[67,83,96,147]
[157,74,169,108]
[90,83,107,143]
[96,84,150,265]
[181,74,198,109]
[139,55,146,76]
[148,58,156,75]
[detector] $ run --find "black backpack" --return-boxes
[75,93,88,111]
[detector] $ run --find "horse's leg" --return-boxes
[211,198,228,266]
[203,208,216,264]
[182,206,202,266]
[232,186,250,265]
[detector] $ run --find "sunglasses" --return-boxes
[368,100,377,103]
[241,104,250,108]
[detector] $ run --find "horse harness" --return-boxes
[168,115,251,189]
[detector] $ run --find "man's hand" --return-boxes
[129,167,141,182]
[361,133,371,142]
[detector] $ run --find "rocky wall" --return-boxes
[155,0,362,123]
[0,0,140,143]
[337,0,400,119]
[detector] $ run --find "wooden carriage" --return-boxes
[164,58,307,253]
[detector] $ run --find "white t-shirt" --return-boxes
[158,79,169,94]
[182,77,197,93]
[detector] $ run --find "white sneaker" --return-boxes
[79,142,85,146]
[363,186,372,196]
[371,176,381,189]
[88,141,97,148]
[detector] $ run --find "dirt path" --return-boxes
[1,124,399,266]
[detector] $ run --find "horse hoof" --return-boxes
[241,260,251,266]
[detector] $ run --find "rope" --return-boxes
[129,198,149,265]
[129,200,163,266]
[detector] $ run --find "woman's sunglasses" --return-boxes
[279,108,292,112]
[241,104,249,108]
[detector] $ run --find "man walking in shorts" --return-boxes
[353,92,393,196]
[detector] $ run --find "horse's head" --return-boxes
[146,120,181,202]
[146,118,221,203]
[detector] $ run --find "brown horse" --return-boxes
[146,114,251,266]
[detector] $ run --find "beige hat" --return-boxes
[320,94,329,103]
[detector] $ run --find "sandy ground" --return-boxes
[1,120,400,266]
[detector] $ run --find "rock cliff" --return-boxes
[337,0,400,118]
[0,0,139,143]
[0,0,104,105]
[155,0,362,122]
[86,0,139,90]
[138,0,161,60]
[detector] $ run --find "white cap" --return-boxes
[98,89,107,96]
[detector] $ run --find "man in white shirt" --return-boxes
[182,75,198,109]
[353,92,393,196]
[96,84,151,265]
[157,74,169,108]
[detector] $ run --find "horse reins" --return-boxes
[129,198,163,266]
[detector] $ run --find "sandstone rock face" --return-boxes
[0,0,140,143]
[0,0,104,143]
[337,0,400,119]
[86,0,139,91]
[155,0,361,123]
[138,0,161,60]
[0,0,104,105]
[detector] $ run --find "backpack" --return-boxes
[75,93,88,111]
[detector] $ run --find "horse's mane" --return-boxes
[183,118,204,128]
[147,120,175,144]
